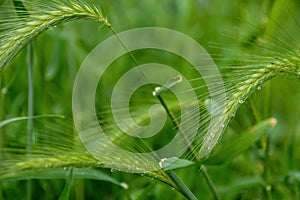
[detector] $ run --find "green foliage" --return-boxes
[59,168,73,200]
[0,0,300,199]
[202,118,277,165]
[0,0,109,71]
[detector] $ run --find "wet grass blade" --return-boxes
[202,118,277,165]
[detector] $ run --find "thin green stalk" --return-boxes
[0,75,4,200]
[156,95,200,159]
[157,92,219,200]
[199,165,220,200]
[263,132,272,200]
[0,77,2,148]
[262,84,273,200]
[27,43,34,200]
[167,170,198,200]
[248,97,262,122]
[75,179,85,200]
[27,43,34,149]
[108,25,199,200]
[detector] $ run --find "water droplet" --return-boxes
[204,98,211,106]
[152,87,161,96]
[1,87,7,94]
[136,167,143,171]
[238,99,244,104]
[221,123,225,128]
[159,158,168,168]
[63,167,67,170]
[111,168,115,172]
[171,187,175,191]
[140,174,144,176]
[45,164,50,168]
[257,86,262,90]
[120,182,129,190]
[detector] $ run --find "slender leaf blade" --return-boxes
[59,168,74,200]
[202,118,277,164]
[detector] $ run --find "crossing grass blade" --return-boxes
[59,168,73,200]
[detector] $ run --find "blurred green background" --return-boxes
[1,0,300,199]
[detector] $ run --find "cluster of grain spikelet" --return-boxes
[198,50,300,157]
[0,117,173,186]
[197,0,300,157]
[0,0,110,71]
[0,0,299,184]
[0,0,175,187]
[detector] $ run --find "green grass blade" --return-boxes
[0,167,127,188]
[161,157,195,171]
[202,118,277,165]
[59,168,74,200]
[0,115,65,128]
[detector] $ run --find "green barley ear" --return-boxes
[0,0,110,71]
[0,116,175,190]
[199,0,300,158]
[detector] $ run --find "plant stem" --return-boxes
[157,92,219,200]
[0,74,4,200]
[263,132,272,200]
[27,43,34,150]
[109,24,221,200]
[199,165,220,200]
[167,170,198,200]
[156,95,200,158]
[75,179,85,200]
[108,26,199,200]
[27,43,34,200]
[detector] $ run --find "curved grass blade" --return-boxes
[0,115,65,128]
[0,167,125,187]
[202,118,277,165]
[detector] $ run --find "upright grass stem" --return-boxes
[262,132,272,200]
[108,26,199,200]
[27,43,34,200]
[167,171,198,200]
[199,165,220,200]
[157,93,220,200]
[75,179,85,200]
[27,43,34,149]
[0,75,3,200]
